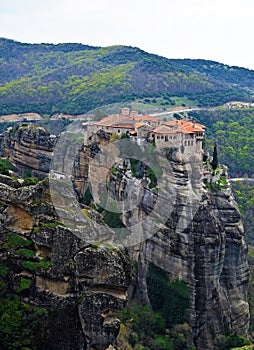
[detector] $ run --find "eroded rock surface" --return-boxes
[0,123,55,177]
[0,176,131,350]
[103,146,249,350]
[0,124,250,349]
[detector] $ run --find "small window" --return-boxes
[157,136,160,139]
[165,136,168,141]
[118,129,120,133]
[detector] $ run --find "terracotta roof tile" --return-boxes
[151,125,177,134]
[134,122,145,128]
[135,115,162,122]
[163,119,205,134]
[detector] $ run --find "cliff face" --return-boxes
[0,175,131,350]
[0,124,250,349]
[0,123,56,177]
[91,139,249,350]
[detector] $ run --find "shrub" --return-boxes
[110,133,120,142]
[22,177,40,186]
[16,278,31,292]
[3,233,32,249]
[0,159,16,176]
[152,335,174,350]
[22,261,37,271]
[13,248,34,258]
[37,259,52,271]
[0,293,47,349]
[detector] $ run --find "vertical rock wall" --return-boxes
[106,149,249,349]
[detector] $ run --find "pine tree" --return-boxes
[211,143,218,170]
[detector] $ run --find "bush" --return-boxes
[37,259,52,271]
[214,333,251,350]
[152,335,174,350]
[0,159,16,176]
[22,261,37,271]
[13,248,34,258]
[16,278,31,292]
[22,177,40,186]
[3,233,32,249]
[225,333,250,348]
[110,133,120,142]
[0,293,46,349]
[129,331,139,346]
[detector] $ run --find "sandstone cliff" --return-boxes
[0,175,131,349]
[0,123,56,177]
[79,131,249,350]
[0,124,250,349]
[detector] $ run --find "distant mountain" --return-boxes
[0,38,253,115]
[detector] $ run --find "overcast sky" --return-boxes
[0,0,253,70]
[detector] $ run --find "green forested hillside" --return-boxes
[190,108,254,177]
[0,38,253,115]
[190,108,254,245]
[233,182,254,245]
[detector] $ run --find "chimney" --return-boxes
[130,110,139,119]
[192,120,196,128]
[121,107,130,117]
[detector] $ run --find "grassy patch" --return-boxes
[21,258,52,272]
[16,278,31,292]
[21,261,37,271]
[22,177,40,186]
[13,248,34,258]
[82,208,90,220]
[41,221,65,228]
[37,259,52,270]
[90,242,100,249]
[0,158,16,175]
[3,233,32,249]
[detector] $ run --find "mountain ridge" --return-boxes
[0,37,253,115]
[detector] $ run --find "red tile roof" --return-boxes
[161,119,205,134]
[134,122,145,129]
[94,115,135,128]
[151,125,177,134]
[135,115,162,122]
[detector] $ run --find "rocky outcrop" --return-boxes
[53,127,249,349]
[0,123,56,177]
[96,142,249,350]
[0,124,250,349]
[0,112,42,122]
[0,176,131,350]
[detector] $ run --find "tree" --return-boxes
[211,143,218,170]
